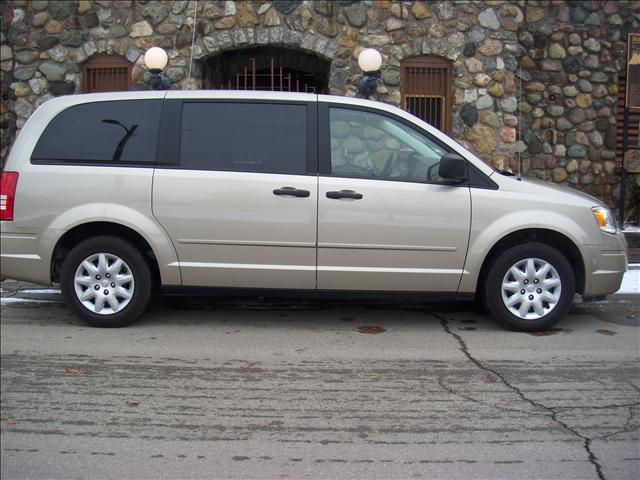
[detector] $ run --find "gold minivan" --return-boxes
[0,91,628,330]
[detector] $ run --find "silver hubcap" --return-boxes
[501,258,561,320]
[73,253,134,315]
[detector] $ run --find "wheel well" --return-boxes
[475,229,585,298]
[51,222,160,289]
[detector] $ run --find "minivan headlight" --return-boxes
[591,207,617,234]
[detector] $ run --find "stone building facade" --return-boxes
[1,0,639,212]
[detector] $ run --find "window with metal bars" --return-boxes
[203,47,329,94]
[400,56,452,134]
[616,70,640,162]
[82,55,132,93]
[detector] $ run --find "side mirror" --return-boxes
[439,153,467,183]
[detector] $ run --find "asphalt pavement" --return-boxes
[1,280,638,480]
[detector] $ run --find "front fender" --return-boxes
[459,209,590,293]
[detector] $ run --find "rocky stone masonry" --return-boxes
[1,0,639,210]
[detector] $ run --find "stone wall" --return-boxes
[1,0,638,211]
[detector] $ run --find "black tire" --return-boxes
[60,236,151,327]
[484,242,575,331]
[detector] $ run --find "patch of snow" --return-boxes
[1,297,61,305]
[622,225,640,232]
[19,289,61,294]
[616,268,639,294]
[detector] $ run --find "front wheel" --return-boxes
[60,236,151,327]
[484,243,575,331]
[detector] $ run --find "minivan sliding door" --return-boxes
[152,99,318,289]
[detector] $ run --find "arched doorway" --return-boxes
[202,47,329,93]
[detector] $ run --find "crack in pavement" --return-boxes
[552,402,640,411]
[595,405,640,441]
[436,374,533,415]
[435,313,607,480]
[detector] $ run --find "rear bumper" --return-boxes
[0,223,57,285]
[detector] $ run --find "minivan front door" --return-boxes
[317,105,471,292]
[153,99,318,289]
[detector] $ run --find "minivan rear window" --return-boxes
[31,100,162,165]
[179,102,307,174]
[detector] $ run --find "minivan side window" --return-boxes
[329,107,449,183]
[31,100,162,165]
[179,102,307,174]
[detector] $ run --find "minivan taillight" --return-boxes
[0,171,19,221]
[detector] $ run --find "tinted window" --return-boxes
[329,107,449,183]
[180,102,307,174]
[32,100,162,164]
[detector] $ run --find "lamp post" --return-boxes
[356,48,382,99]
[144,47,171,90]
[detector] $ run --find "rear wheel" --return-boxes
[61,236,151,327]
[484,243,575,331]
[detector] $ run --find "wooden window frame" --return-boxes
[401,56,453,134]
[82,54,133,93]
[616,70,640,163]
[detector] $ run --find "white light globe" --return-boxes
[144,47,168,70]
[358,48,382,72]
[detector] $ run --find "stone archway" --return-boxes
[186,26,339,92]
[202,47,330,93]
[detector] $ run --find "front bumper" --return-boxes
[582,230,628,297]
